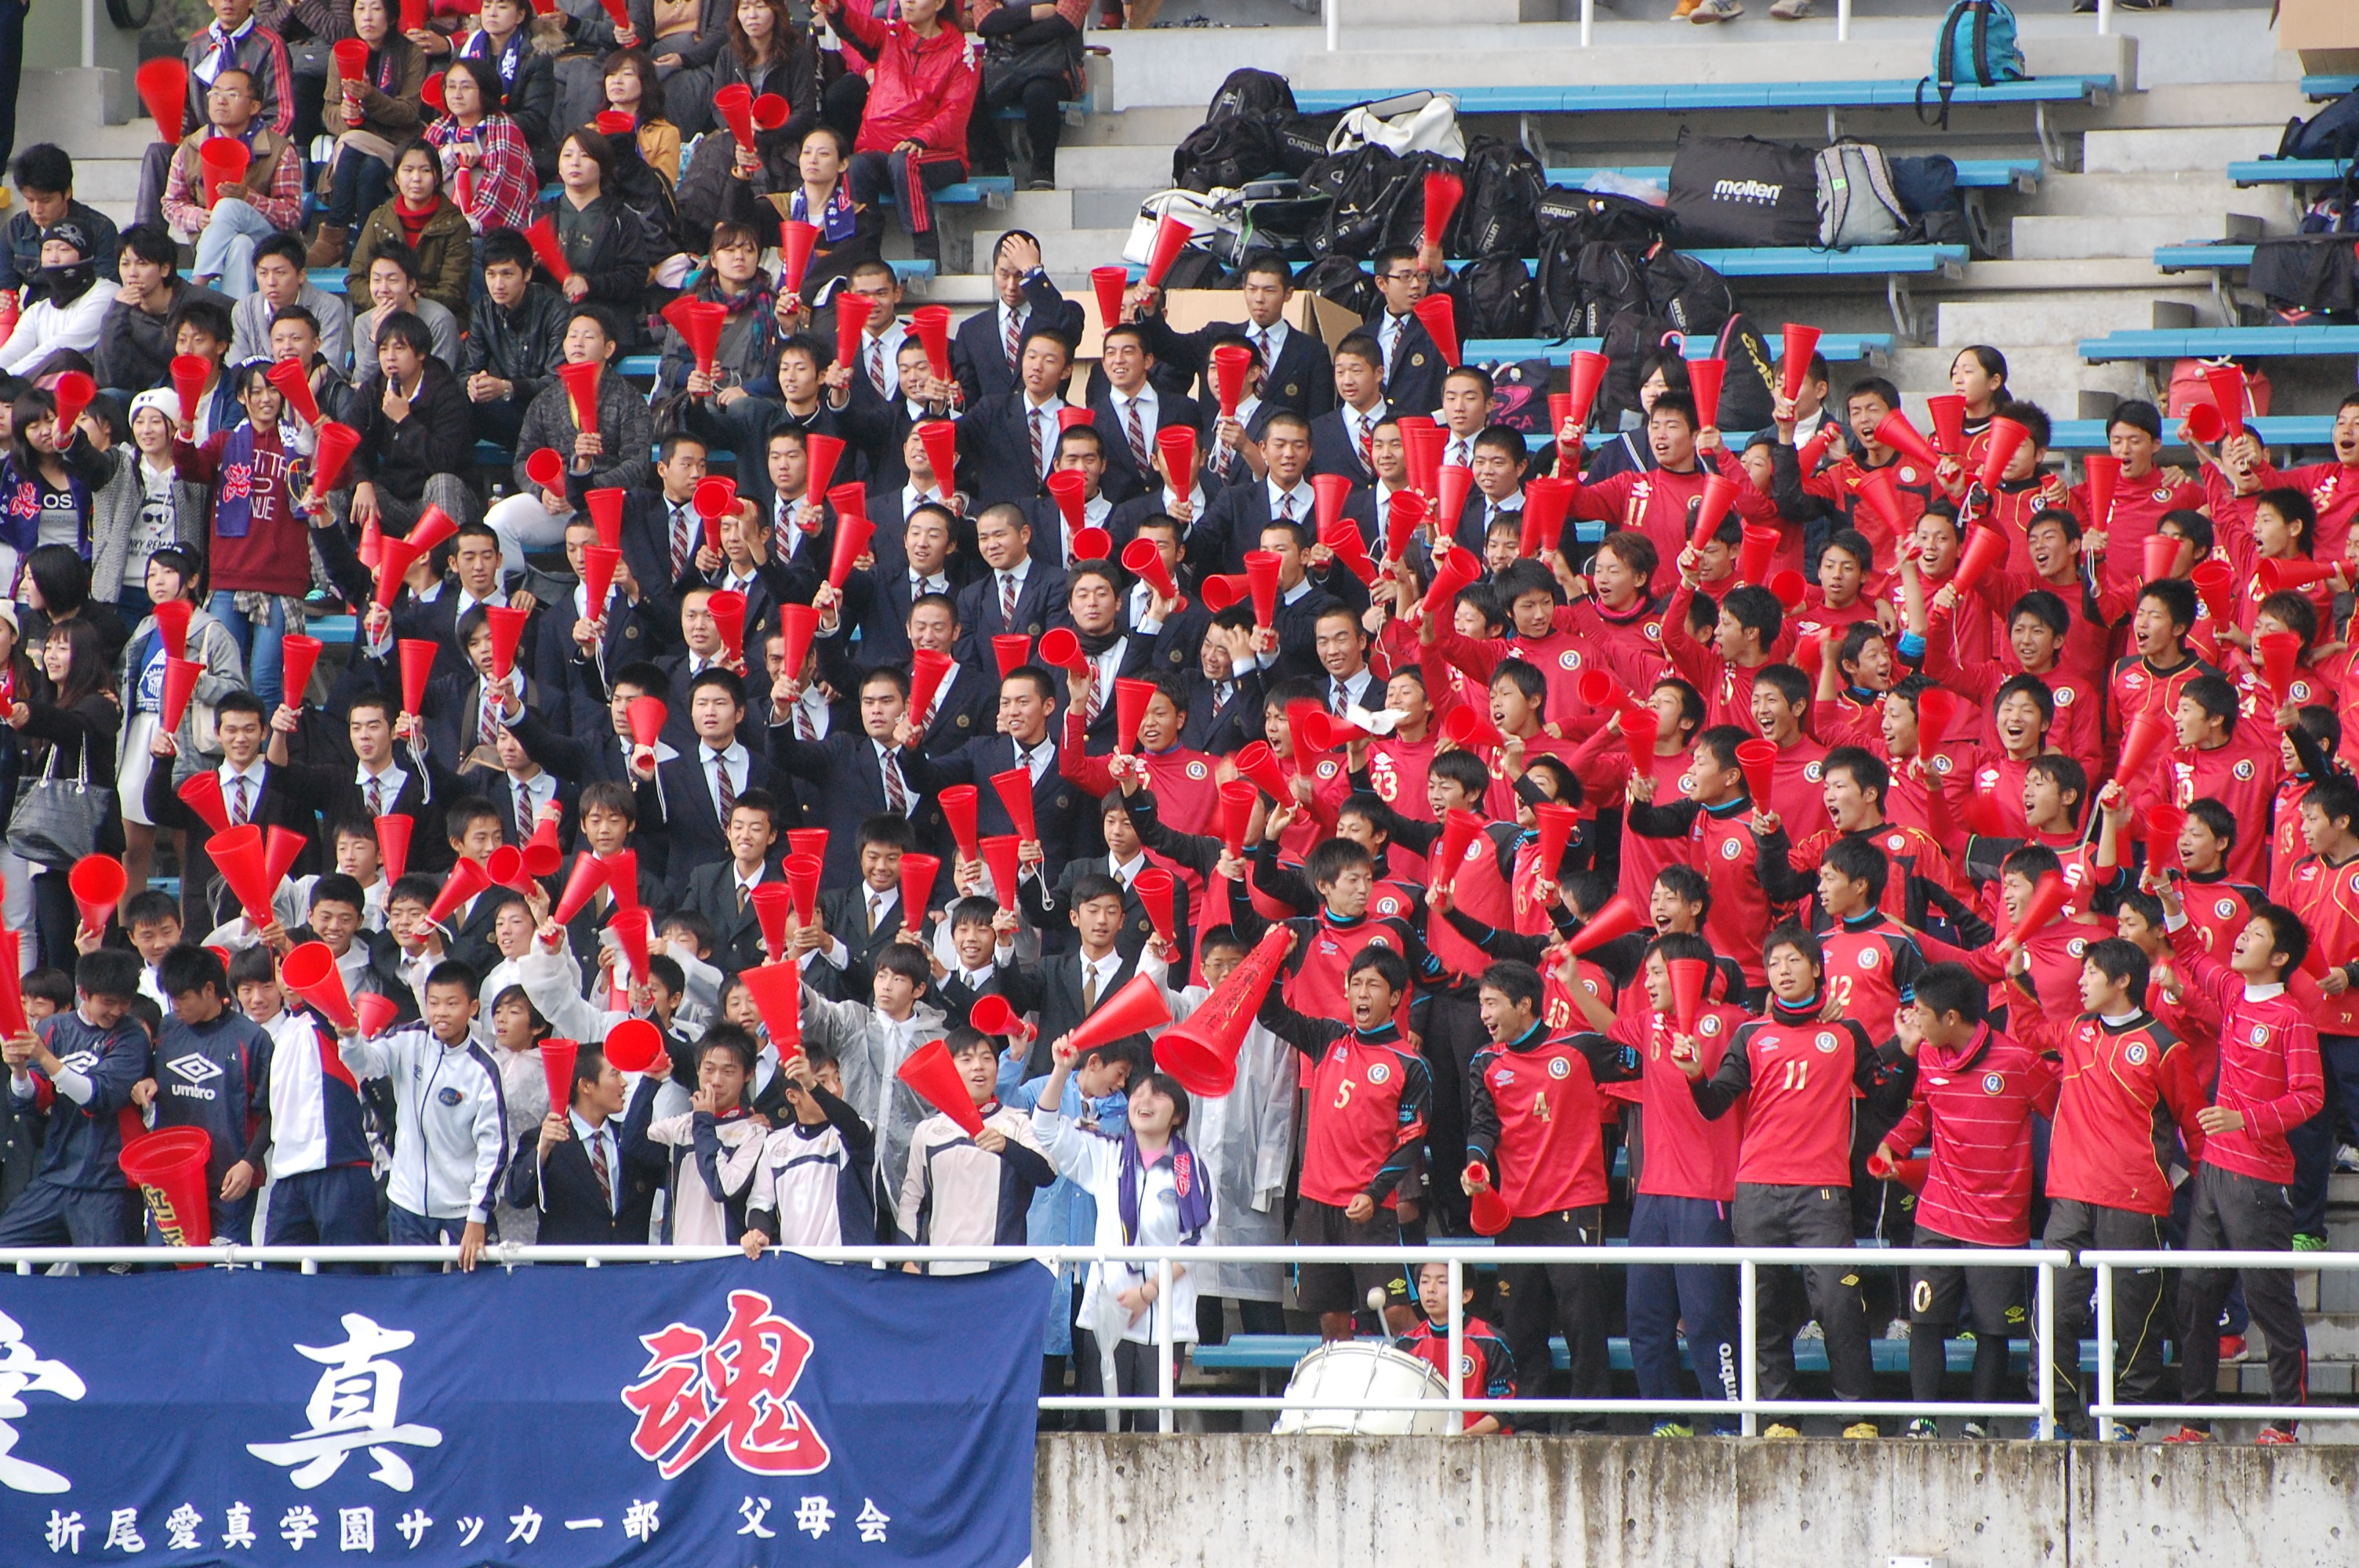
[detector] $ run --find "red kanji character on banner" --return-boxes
[618,1291,832,1479]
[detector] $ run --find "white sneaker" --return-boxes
[2334,1143,2359,1173]
[1769,0,1810,16]
[1689,0,1743,19]
[1797,1321,1825,1341]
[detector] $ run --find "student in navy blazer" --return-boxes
[950,234,1082,408]
[953,504,1064,666]
[633,668,782,901]
[954,325,1074,510]
[1132,251,1337,419]
[765,662,940,887]
[1086,323,1205,506]
[1364,243,1465,419]
[896,665,1089,882]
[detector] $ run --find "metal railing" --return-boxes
[2082,1249,2359,1439]
[7,1242,2074,1437]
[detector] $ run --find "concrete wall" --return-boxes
[1034,1436,2359,1568]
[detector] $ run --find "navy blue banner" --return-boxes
[0,1257,1041,1566]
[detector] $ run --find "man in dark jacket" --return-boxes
[94,223,227,394]
[2,144,118,294]
[347,310,479,532]
[464,230,569,453]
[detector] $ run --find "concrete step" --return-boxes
[71,158,144,206]
[2013,170,2297,221]
[1064,104,1201,148]
[2081,123,2288,174]
[1936,292,2192,348]
[2091,80,2313,131]
[1074,189,1156,232]
[1012,226,1136,263]
[1005,189,1076,230]
[2008,211,2266,263]
[1885,343,2143,412]
[1056,143,1180,191]
[1940,258,2216,296]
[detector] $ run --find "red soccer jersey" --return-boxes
[1881,1024,2059,1246]
[1365,733,1437,881]
[2110,652,2218,783]
[1555,594,1672,691]
[1817,913,1932,1034]
[2012,1004,2206,1217]
[2283,849,2359,1035]
[1427,821,1521,982]
[1659,583,1798,735]
[2250,454,2359,564]
[2160,734,2279,884]
[2168,920,2325,1185]
[1394,1316,1515,1429]
[2178,875,2259,967]
[1571,450,1778,569]
[1761,735,1834,846]
[1468,1027,1635,1215]
[1629,796,1776,984]
[1285,1020,1432,1208]
[2081,471,2205,596]
[1695,1013,1897,1188]
[1612,1003,1747,1201]
[1787,825,1964,927]
[1568,729,1696,908]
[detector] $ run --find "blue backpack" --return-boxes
[1917,1,2027,129]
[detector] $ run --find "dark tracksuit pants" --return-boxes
[1627,1192,1740,1421]
[1499,1207,1609,1432]
[2176,1164,2308,1431]
[1733,1181,1875,1409]
[2286,1032,2359,1238]
[1905,1225,2020,1414]
[2042,1200,2172,1428]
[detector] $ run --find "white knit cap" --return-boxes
[129,389,180,427]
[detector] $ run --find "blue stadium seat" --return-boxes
[1466,333,1892,369]
[2302,75,2357,100]
[1547,159,2038,194]
[2228,159,2348,187]
[2047,416,2335,450]
[2154,243,2257,272]
[1289,77,2114,117]
[2081,327,2359,361]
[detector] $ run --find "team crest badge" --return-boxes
[1983,1073,2005,1095]
[2125,1043,2148,1065]
[1815,1032,1838,1053]
[1548,1057,1571,1080]
[1187,760,1209,780]
[1368,1061,1393,1084]
[1560,651,1581,670]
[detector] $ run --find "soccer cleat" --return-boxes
[2255,1426,2299,1446]
[2292,1232,2328,1253]
[1842,1421,1880,1439]
[2163,1426,2212,1444]
[1651,1421,1696,1438]
[1762,1423,1801,1438]
[2219,1334,2248,1362]
[1906,1418,1939,1439]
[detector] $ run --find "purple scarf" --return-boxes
[1116,1127,1211,1245]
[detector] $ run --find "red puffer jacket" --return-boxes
[831,5,982,161]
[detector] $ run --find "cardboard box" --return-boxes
[2279,0,2359,55]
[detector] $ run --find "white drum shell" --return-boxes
[1272,1341,1454,1436]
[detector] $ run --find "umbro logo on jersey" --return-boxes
[165,1053,222,1086]
[57,1051,98,1076]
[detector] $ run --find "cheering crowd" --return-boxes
[0,0,2347,1447]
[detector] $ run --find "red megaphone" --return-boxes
[282,939,358,1033]
[969,992,1035,1044]
[896,1037,986,1136]
[375,814,413,882]
[1565,893,1645,956]
[551,853,609,927]
[69,855,125,935]
[1063,973,1173,1059]
[1735,738,1777,808]
[1866,1148,1929,1192]
[1154,925,1289,1095]
[1466,1160,1511,1236]
[1431,808,1485,894]
[990,768,1039,844]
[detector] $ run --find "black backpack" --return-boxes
[2248,235,2359,318]
[1451,136,1548,260]
[1889,154,1970,246]
[1456,254,1536,339]
[2281,89,2359,165]
[1273,114,1341,178]
[1206,68,1296,126]
[1296,252,1379,319]
[1532,226,1587,339]
[1646,248,1737,339]
[1707,310,1778,432]
[1172,115,1282,193]
[1667,134,1819,249]
[1307,147,1448,261]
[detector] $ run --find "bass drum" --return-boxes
[1271,1341,1454,1436]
